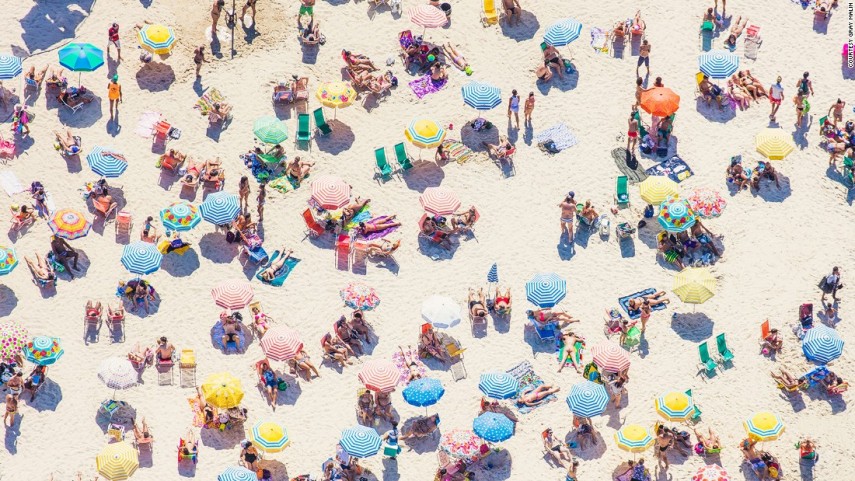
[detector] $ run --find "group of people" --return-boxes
[657,220,721,270]
[323,310,372,367]
[4,362,48,427]
[419,206,480,250]
[821,100,854,165]
[726,155,781,191]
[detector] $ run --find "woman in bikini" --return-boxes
[628,292,669,310]
[527,309,579,326]
[693,426,721,453]
[358,216,401,236]
[442,43,470,73]
[419,324,446,361]
[343,50,377,72]
[259,248,294,282]
[238,176,250,212]
[250,304,272,335]
[335,316,363,355]
[761,326,783,353]
[450,206,478,232]
[494,287,512,314]
[241,441,260,471]
[399,346,424,383]
[518,384,560,406]
[292,349,320,380]
[357,389,375,424]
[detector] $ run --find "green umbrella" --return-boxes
[253,116,289,144]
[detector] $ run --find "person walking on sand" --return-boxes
[559,192,576,242]
[256,182,267,222]
[507,89,520,129]
[107,75,122,120]
[242,0,258,24]
[524,91,535,126]
[820,266,842,302]
[211,0,225,35]
[636,39,650,77]
[796,71,814,97]
[828,98,846,127]
[194,46,210,77]
[794,90,808,127]
[627,108,639,153]
[768,76,783,121]
[238,176,250,212]
[107,23,122,62]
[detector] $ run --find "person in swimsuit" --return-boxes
[502,0,521,25]
[581,200,598,224]
[693,426,721,453]
[24,365,48,400]
[221,316,242,351]
[194,46,209,77]
[399,345,424,383]
[627,108,639,153]
[828,98,846,127]
[528,308,578,326]
[341,196,370,221]
[358,216,401,236]
[299,0,315,23]
[507,89,520,129]
[419,324,447,361]
[796,71,814,97]
[524,91,535,125]
[442,43,470,73]
[155,336,175,363]
[292,349,320,380]
[6,371,24,398]
[286,156,314,185]
[238,176,251,212]
[335,316,363,355]
[637,39,650,77]
[4,393,17,427]
[241,0,257,23]
[542,428,573,465]
[558,331,582,373]
[627,292,669,310]
[374,391,394,421]
[543,45,564,79]
[768,76,784,121]
[770,368,806,390]
[400,414,441,439]
[468,288,488,324]
[574,416,597,448]
[357,389,375,424]
[794,90,807,127]
[483,136,515,159]
[258,248,294,282]
[257,360,279,407]
[558,192,576,241]
[565,460,580,481]
[241,441,260,470]
[51,235,80,273]
[322,333,352,367]
[655,424,673,470]
[518,384,560,406]
[724,16,748,49]
[494,287,512,314]
[25,252,57,283]
[211,0,225,34]
[107,74,122,120]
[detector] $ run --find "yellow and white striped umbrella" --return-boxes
[673,267,716,305]
[614,424,654,453]
[755,128,795,160]
[639,176,679,205]
[96,442,139,480]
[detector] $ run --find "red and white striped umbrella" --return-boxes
[357,360,400,393]
[310,176,351,210]
[591,341,631,373]
[409,5,448,30]
[211,279,255,310]
[419,187,460,216]
[261,326,304,361]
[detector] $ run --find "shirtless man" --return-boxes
[699,74,723,108]
[518,384,559,406]
[221,318,242,351]
[636,39,650,77]
[655,424,673,470]
[156,336,175,362]
[502,0,522,26]
[627,109,639,153]
[580,201,598,224]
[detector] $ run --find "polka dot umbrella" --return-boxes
[473,412,514,443]
[0,320,28,363]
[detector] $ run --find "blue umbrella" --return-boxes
[543,18,583,46]
[86,146,127,178]
[698,50,739,79]
[802,325,844,364]
[461,81,501,112]
[487,263,499,283]
[565,380,609,418]
[0,55,23,80]
[472,412,514,443]
[218,466,257,481]
[525,272,567,307]
[340,425,382,458]
[199,191,241,225]
[402,378,445,407]
[478,372,519,400]
[121,241,163,275]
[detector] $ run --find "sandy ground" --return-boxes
[0,0,853,480]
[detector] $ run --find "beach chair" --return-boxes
[160,153,184,173]
[58,93,85,113]
[393,142,414,171]
[157,351,176,385]
[107,423,126,441]
[107,307,126,343]
[480,0,499,26]
[133,423,154,451]
[84,306,103,341]
[603,309,624,337]
[177,437,199,464]
[697,342,718,378]
[445,337,467,381]
[335,234,351,271]
[685,389,702,420]
[179,349,197,388]
[115,210,133,237]
[529,318,557,343]
[623,326,641,351]
[239,243,269,266]
[295,113,311,149]
[715,333,734,364]
[98,399,129,424]
[759,319,770,346]
[302,208,325,238]
[843,156,854,188]
[313,108,332,136]
[293,77,309,103]
[152,120,171,145]
[374,147,397,181]
[614,175,629,206]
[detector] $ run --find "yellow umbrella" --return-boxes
[137,24,176,55]
[673,267,716,305]
[743,411,785,441]
[655,391,694,422]
[404,119,446,150]
[201,372,244,409]
[249,420,291,453]
[316,81,357,118]
[96,442,139,480]
[639,176,679,205]
[614,424,654,453]
[755,128,795,160]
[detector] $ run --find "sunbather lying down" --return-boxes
[518,384,560,406]
[54,129,80,154]
[343,50,377,72]
[364,238,401,257]
[259,248,294,282]
[627,291,669,310]
[400,414,440,440]
[25,252,56,282]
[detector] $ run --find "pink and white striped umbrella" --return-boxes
[261,326,304,361]
[590,341,631,373]
[692,464,730,481]
[211,280,254,310]
[357,360,400,393]
[310,176,351,210]
[419,187,460,216]
[409,5,448,30]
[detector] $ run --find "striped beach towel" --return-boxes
[507,360,556,414]
[440,139,476,164]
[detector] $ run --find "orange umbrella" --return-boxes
[640,87,680,117]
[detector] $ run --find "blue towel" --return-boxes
[255,250,300,287]
[211,321,247,351]
[618,288,667,319]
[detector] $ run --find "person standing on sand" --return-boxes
[715,0,726,16]
[627,108,639,153]
[107,23,122,62]
[502,0,522,26]
[636,39,650,77]
[242,0,258,24]
[559,192,576,242]
[256,182,266,222]
[524,92,535,126]
[796,71,813,97]
[828,98,846,127]
[107,74,122,120]
[768,76,783,121]
[820,266,842,302]
[211,0,225,35]
[194,46,210,77]
[507,89,520,129]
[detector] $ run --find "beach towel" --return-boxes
[611,148,648,184]
[342,207,372,231]
[255,250,301,287]
[136,111,161,138]
[0,172,25,197]
[619,288,668,319]
[506,360,556,414]
[268,175,303,194]
[408,74,448,99]
[392,347,427,386]
[187,398,207,428]
[744,35,762,60]
[194,88,225,116]
[590,27,609,54]
[645,155,694,183]
[440,139,478,164]
[557,339,585,367]
[211,321,248,351]
[534,123,579,151]
[358,215,400,240]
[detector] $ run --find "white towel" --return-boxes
[0,171,25,197]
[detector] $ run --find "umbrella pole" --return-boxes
[334,108,338,120]
[78,71,82,88]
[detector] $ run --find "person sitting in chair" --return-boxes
[155,336,175,363]
[24,365,48,400]
[483,136,515,159]
[418,324,447,361]
[357,389,375,425]
[208,102,232,124]
[11,205,34,230]
[450,206,478,232]
[364,238,401,257]
[335,316,363,355]
[53,129,80,155]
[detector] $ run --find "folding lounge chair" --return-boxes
[393,142,414,171]
[115,210,133,237]
[614,175,629,206]
[177,438,199,464]
[843,156,854,188]
[313,108,332,136]
[528,318,556,343]
[239,243,269,266]
[157,352,175,385]
[295,113,311,149]
[443,336,467,381]
[152,120,171,146]
[84,307,102,341]
[715,332,734,364]
[685,389,702,420]
[481,0,499,26]
[179,349,196,387]
[623,326,641,351]
[302,208,325,238]
[759,319,770,347]
[374,147,396,181]
[107,309,126,343]
[697,342,718,378]
[293,77,309,103]
[335,234,351,271]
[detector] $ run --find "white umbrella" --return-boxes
[98,357,138,397]
[421,295,462,329]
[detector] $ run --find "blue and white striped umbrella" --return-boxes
[340,425,382,458]
[218,466,257,481]
[543,18,583,46]
[565,381,609,418]
[698,50,740,79]
[478,372,519,400]
[121,241,163,275]
[525,272,567,307]
[86,146,127,178]
[199,191,241,225]
[487,263,499,283]
[0,55,23,80]
[403,378,445,407]
[472,412,514,443]
[802,325,844,364]
[461,81,502,111]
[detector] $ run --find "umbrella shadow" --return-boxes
[200,423,244,449]
[695,98,737,123]
[18,0,94,53]
[136,63,176,92]
[199,232,238,263]
[260,460,289,480]
[315,120,355,154]
[210,321,253,353]
[161,248,201,277]
[417,236,459,260]
[669,312,713,341]
[24,380,62,412]
[402,162,445,192]
[460,123,499,153]
[62,152,83,173]
[536,70,579,94]
[471,448,512,479]
[58,94,103,128]
[499,11,540,41]
[0,285,18,316]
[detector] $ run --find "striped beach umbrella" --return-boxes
[673,267,716,305]
[543,18,583,46]
[218,466,257,481]
[478,372,520,400]
[261,326,303,361]
[86,146,128,178]
[402,377,445,407]
[340,425,382,458]
[199,191,240,225]
[698,50,739,79]
[487,263,499,283]
[802,325,843,364]
[461,81,502,111]
[358,360,400,393]
[253,116,289,144]
[97,357,138,391]
[121,241,163,275]
[639,176,679,205]
[525,272,567,307]
[655,391,694,422]
[693,464,730,481]
[591,341,631,373]
[23,336,64,365]
[96,441,139,480]
[743,411,785,441]
[421,295,462,328]
[0,55,23,80]
[755,128,795,160]
[0,321,28,363]
[211,279,254,309]
[201,372,244,409]
[160,201,200,232]
[49,209,92,239]
[249,420,290,453]
[473,412,514,443]
[565,381,609,418]
[419,187,460,215]
[310,175,351,210]
[58,43,104,72]
[658,196,697,233]
[409,5,448,31]
[137,24,176,55]
[615,424,654,452]
[0,246,18,276]
[405,119,446,149]
[640,87,681,117]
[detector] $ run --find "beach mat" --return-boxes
[534,123,579,151]
[408,74,447,99]
[136,111,161,138]
[619,288,667,319]
[441,139,478,164]
[645,155,694,183]
[611,148,648,184]
[392,348,427,386]
[0,171,25,197]
[359,215,399,240]
[211,321,247,351]
[187,398,206,428]
[506,360,556,414]
[255,250,300,287]
[557,340,585,367]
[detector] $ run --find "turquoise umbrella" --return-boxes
[58,43,104,85]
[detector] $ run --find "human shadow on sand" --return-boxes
[499,12,540,41]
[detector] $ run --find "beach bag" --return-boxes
[225,231,237,243]
[277,379,289,391]
[643,204,654,218]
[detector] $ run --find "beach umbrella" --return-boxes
[543,18,583,46]
[802,325,844,364]
[201,372,244,408]
[310,175,351,210]
[260,326,303,361]
[23,336,64,365]
[86,146,128,178]
[487,263,499,283]
[615,424,654,453]
[658,196,697,233]
[591,341,631,372]
[340,425,382,458]
[137,24,176,55]
[755,128,795,160]
[693,464,730,481]
[405,119,447,150]
[419,187,460,215]
[743,411,785,441]
[0,246,18,276]
[640,87,680,117]
[97,357,138,392]
[121,241,163,275]
[687,188,726,218]
[58,43,104,84]
[253,116,289,144]
[525,272,567,308]
[218,466,257,481]
[211,279,254,310]
[655,391,694,422]
[0,321,28,363]
[409,5,448,32]
[402,377,445,407]
[340,283,381,311]
[96,441,139,480]
[673,267,716,305]
[160,201,201,232]
[421,295,462,328]
[638,176,679,205]
[478,372,520,400]
[565,380,609,418]
[358,360,400,393]
[316,81,357,119]
[440,429,483,462]
[473,412,514,443]
[199,191,240,225]
[249,420,290,453]
[49,209,92,240]
[461,81,502,112]
[698,50,739,79]
[0,55,23,80]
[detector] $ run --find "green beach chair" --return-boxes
[697,342,718,377]
[393,142,414,171]
[614,175,629,206]
[716,333,734,364]
[374,147,395,180]
[313,108,332,136]
[295,113,311,148]
[623,326,641,351]
[843,156,854,187]
[685,389,702,420]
